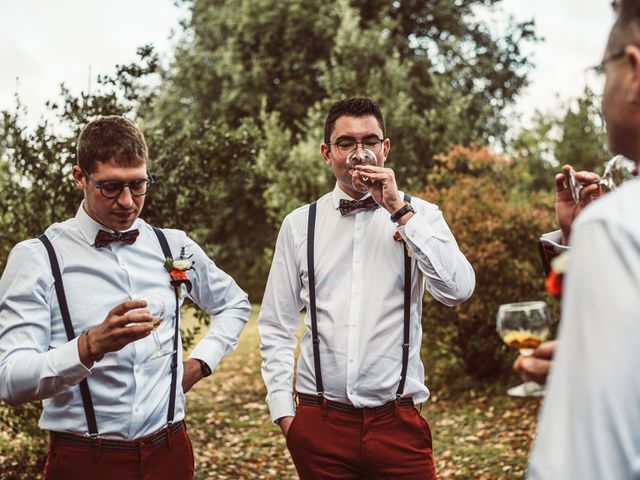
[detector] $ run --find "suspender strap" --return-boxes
[306,194,413,399]
[152,227,180,425]
[396,193,412,398]
[38,234,99,436]
[307,201,324,396]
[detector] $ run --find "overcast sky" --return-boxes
[0,1,618,129]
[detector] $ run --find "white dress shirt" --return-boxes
[528,178,640,479]
[0,204,251,439]
[259,184,475,422]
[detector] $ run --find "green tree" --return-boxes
[555,87,609,173]
[154,0,536,192]
[509,87,609,194]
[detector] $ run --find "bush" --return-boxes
[417,145,557,379]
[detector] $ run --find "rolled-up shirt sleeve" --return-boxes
[183,234,251,373]
[398,201,475,306]
[257,215,304,422]
[0,240,90,406]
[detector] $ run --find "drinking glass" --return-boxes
[496,301,552,397]
[566,155,636,203]
[346,148,378,193]
[138,294,175,363]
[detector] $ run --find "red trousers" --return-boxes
[286,400,438,480]
[42,422,195,480]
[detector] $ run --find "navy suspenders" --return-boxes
[306,194,412,400]
[38,227,180,436]
[152,227,181,426]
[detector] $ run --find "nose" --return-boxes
[116,186,134,207]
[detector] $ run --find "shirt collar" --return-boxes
[75,201,142,246]
[330,183,373,210]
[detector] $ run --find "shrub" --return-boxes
[417,146,557,379]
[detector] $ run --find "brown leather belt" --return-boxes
[51,421,185,450]
[298,392,414,415]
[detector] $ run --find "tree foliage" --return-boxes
[510,87,610,192]
[418,145,557,378]
[158,0,536,191]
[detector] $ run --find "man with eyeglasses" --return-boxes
[0,115,251,479]
[525,1,640,478]
[258,97,475,479]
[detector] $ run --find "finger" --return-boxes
[355,165,385,174]
[555,171,568,192]
[116,311,154,327]
[114,323,154,340]
[556,165,575,192]
[579,183,600,203]
[574,171,599,183]
[109,300,148,317]
[532,340,557,360]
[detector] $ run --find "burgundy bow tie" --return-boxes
[94,229,140,248]
[338,197,380,216]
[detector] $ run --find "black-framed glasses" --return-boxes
[327,137,384,156]
[82,169,155,198]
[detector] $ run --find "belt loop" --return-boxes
[166,424,173,450]
[393,398,399,417]
[93,437,103,463]
[50,431,58,451]
[321,396,328,419]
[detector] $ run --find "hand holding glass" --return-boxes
[133,295,174,362]
[566,155,635,203]
[496,301,552,397]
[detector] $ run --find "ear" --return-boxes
[71,165,86,190]
[320,143,332,167]
[382,138,391,161]
[625,45,640,104]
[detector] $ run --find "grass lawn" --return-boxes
[0,306,540,479]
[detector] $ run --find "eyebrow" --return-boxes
[96,176,149,184]
[334,133,382,142]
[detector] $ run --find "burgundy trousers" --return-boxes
[42,421,195,480]
[286,400,438,480]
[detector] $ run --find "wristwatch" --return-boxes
[197,359,212,377]
[390,203,415,223]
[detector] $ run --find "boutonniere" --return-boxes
[545,251,569,297]
[164,246,194,297]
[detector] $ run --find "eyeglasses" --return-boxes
[82,169,155,198]
[592,49,627,74]
[327,137,384,156]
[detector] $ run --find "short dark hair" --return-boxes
[324,97,386,144]
[77,116,148,173]
[608,0,640,55]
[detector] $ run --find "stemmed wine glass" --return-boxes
[496,301,553,397]
[346,148,378,193]
[566,154,636,203]
[138,294,175,363]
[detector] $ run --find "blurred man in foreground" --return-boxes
[527,1,640,477]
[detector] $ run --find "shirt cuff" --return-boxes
[52,337,91,385]
[267,391,296,423]
[188,342,221,373]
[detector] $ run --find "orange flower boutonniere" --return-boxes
[164,246,194,297]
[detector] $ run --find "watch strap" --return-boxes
[197,359,212,377]
[390,203,415,223]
